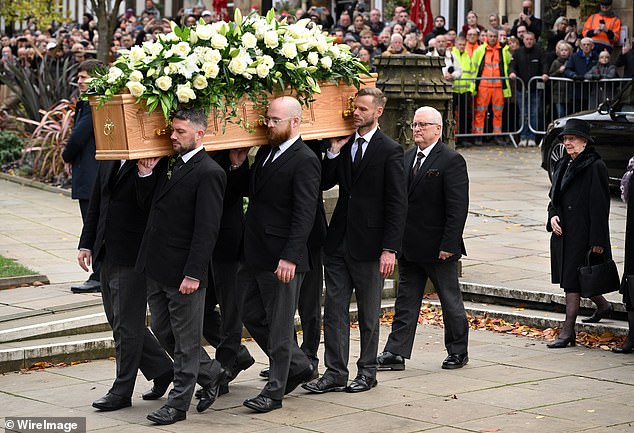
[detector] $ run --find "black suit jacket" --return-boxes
[402,142,469,263]
[211,151,248,262]
[61,100,98,200]
[236,138,321,273]
[321,129,407,261]
[304,140,328,254]
[78,160,149,266]
[136,150,227,288]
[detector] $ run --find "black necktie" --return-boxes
[353,137,364,173]
[411,151,424,181]
[169,156,184,180]
[264,147,279,167]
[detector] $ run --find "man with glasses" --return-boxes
[228,97,320,412]
[582,0,621,54]
[465,29,480,57]
[377,106,470,371]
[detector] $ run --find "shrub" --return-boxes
[0,130,24,164]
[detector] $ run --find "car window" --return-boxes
[616,81,634,113]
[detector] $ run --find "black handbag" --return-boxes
[577,249,620,298]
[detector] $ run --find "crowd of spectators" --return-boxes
[1,0,633,142]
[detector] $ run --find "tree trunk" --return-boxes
[92,0,124,65]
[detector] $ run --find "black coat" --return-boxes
[79,160,149,266]
[622,175,634,306]
[322,130,407,260]
[237,138,321,272]
[62,100,98,200]
[136,150,227,288]
[402,142,468,263]
[547,147,611,289]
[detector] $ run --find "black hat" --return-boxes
[600,0,612,5]
[558,118,593,143]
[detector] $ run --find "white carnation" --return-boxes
[155,76,173,91]
[175,82,196,103]
[281,42,297,59]
[241,32,257,49]
[126,80,146,97]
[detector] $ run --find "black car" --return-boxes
[541,77,634,187]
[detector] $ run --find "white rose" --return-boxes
[320,56,332,69]
[328,44,341,58]
[228,56,248,75]
[173,42,191,58]
[162,32,179,42]
[163,49,174,59]
[256,63,269,78]
[126,81,146,97]
[129,70,144,82]
[164,63,179,75]
[201,62,220,78]
[210,33,228,49]
[149,42,163,56]
[264,30,279,48]
[261,54,274,68]
[241,32,257,49]
[307,51,319,66]
[175,83,196,103]
[192,74,208,89]
[212,21,227,33]
[281,42,297,59]
[298,60,308,68]
[129,46,146,62]
[205,49,222,64]
[155,76,173,91]
[106,67,123,83]
[196,24,214,40]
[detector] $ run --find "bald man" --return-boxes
[229,97,321,412]
[377,107,470,371]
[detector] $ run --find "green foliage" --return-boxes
[0,130,24,164]
[0,254,35,278]
[0,0,64,29]
[383,0,409,25]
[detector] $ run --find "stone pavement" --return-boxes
[1,146,633,432]
[2,325,634,433]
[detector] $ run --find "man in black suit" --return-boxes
[302,87,407,394]
[229,96,321,413]
[136,109,227,425]
[77,159,173,412]
[63,59,103,294]
[377,106,470,371]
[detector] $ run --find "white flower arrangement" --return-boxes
[86,9,369,128]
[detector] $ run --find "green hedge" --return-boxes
[0,131,24,164]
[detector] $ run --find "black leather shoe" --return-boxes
[547,333,576,349]
[442,353,469,369]
[284,364,316,395]
[243,395,282,413]
[147,405,186,425]
[71,279,101,294]
[142,370,173,400]
[612,340,634,354]
[225,354,255,383]
[92,392,131,411]
[195,382,229,399]
[259,366,269,378]
[377,351,405,371]
[345,375,377,393]
[196,368,226,413]
[301,376,346,394]
[582,305,613,323]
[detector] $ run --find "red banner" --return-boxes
[410,0,433,35]
[213,0,229,21]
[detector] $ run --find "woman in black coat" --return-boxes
[547,119,613,348]
[614,159,634,353]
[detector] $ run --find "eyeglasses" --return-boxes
[411,122,438,130]
[260,116,295,126]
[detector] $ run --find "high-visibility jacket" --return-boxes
[583,13,621,48]
[452,47,476,94]
[472,42,512,98]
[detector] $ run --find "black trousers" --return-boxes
[146,277,222,411]
[202,260,252,368]
[238,262,310,400]
[79,198,100,282]
[100,259,172,398]
[296,246,323,368]
[322,242,383,383]
[384,258,469,358]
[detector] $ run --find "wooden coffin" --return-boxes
[90,74,376,160]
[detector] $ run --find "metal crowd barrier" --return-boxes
[527,76,631,135]
[451,76,630,145]
[453,76,525,148]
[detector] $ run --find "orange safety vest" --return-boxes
[466,41,479,57]
[582,13,621,47]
